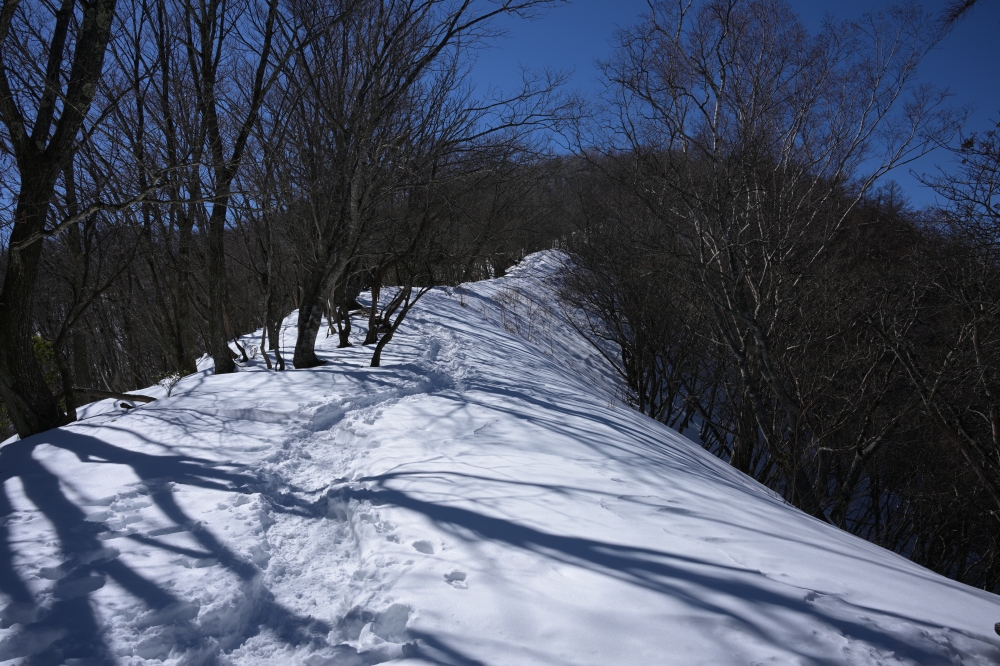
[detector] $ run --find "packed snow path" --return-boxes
[2,252,1000,665]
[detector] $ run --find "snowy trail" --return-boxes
[2,251,1000,665]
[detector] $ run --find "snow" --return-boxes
[2,250,1000,665]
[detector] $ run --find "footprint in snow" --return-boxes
[52,574,106,599]
[83,484,159,537]
[170,557,218,569]
[444,571,467,589]
[35,548,119,603]
[412,540,434,554]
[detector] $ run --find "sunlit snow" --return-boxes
[1,251,998,665]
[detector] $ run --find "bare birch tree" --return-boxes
[594,0,960,519]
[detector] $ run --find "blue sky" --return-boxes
[468,0,1000,208]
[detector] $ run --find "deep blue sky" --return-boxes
[469,0,1000,208]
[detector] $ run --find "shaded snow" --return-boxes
[1,250,999,665]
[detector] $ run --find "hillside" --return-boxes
[1,251,999,666]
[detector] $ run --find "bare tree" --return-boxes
[174,0,328,373]
[591,0,959,519]
[891,124,1000,512]
[277,0,566,369]
[0,0,121,436]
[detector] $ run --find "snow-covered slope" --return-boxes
[2,251,999,666]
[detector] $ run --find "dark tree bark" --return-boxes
[292,269,337,368]
[369,282,431,367]
[336,303,352,348]
[0,188,67,435]
[0,0,119,437]
[364,283,382,346]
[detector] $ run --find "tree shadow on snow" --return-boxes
[0,431,334,664]
[347,476,992,666]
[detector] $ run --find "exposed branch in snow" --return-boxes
[72,387,157,404]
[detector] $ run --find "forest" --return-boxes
[1,0,999,596]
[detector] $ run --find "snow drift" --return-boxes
[1,251,999,665]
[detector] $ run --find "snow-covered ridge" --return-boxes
[1,250,999,665]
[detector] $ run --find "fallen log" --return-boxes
[73,387,157,403]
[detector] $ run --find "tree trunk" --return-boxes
[53,341,78,422]
[326,300,336,337]
[207,206,236,374]
[260,321,272,370]
[0,0,117,437]
[0,188,67,436]
[370,286,420,368]
[293,300,326,368]
[730,397,755,474]
[175,217,198,374]
[268,319,285,371]
[264,282,285,371]
[337,304,352,348]
[370,329,393,368]
[364,260,397,346]
[293,266,340,368]
[364,279,381,345]
[72,326,91,389]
